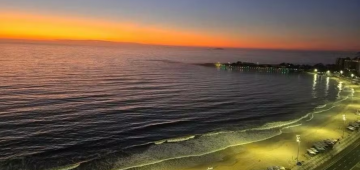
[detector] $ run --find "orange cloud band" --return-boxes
[1,11,358,51]
[0,11,241,47]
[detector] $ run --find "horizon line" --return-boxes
[0,38,358,53]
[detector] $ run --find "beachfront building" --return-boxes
[336,58,347,70]
[336,56,360,76]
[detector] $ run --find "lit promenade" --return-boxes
[293,130,360,170]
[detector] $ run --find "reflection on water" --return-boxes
[312,74,318,98]
[0,43,344,170]
[326,77,330,96]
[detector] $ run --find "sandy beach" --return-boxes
[181,76,360,170]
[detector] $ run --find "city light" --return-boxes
[314,69,318,73]
[342,114,346,137]
[296,135,301,164]
[340,70,343,74]
[351,74,354,78]
[215,62,221,67]
[326,70,330,74]
[296,135,301,143]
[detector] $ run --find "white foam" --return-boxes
[110,94,351,170]
[115,128,282,170]
[47,163,81,170]
[154,135,196,144]
[315,104,327,109]
[154,140,167,145]
[166,135,196,143]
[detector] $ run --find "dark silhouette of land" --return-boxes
[198,61,338,74]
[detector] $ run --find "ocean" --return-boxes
[0,43,354,170]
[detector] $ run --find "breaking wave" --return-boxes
[154,135,196,145]
[47,163,81,170]
[78,95,350,170]
[315,104,327,109]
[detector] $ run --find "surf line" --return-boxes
[113,131,283,170]
[115,95,351,170]
[46,158,98,170]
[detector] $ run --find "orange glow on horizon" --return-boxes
[1,11,358,51]
[0,11,243,48]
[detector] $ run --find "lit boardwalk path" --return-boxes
[324,144,360,170]
[293,131,360,170]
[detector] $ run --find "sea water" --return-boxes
[0,43,353,170]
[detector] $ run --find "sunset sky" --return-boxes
[1,0,359,51]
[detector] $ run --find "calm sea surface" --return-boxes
[0,43,354,170]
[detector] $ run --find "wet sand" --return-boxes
[182,77,360,170]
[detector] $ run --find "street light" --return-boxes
[340,70,343,75]
[351,74,354,78]
[327,70,330,74]
[314,69,318,73]
[296,135,301,165]
[342,114,346,137]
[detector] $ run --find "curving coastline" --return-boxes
[43,75,352,170]
[86,96,349,170]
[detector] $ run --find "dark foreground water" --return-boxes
[0,43,354,170]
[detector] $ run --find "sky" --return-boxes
[0,0,359,51]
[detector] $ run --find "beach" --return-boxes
[182,76,360,170]
[1,43,357,170]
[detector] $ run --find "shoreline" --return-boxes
[55,75,356,170]
[177,76,360,170]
